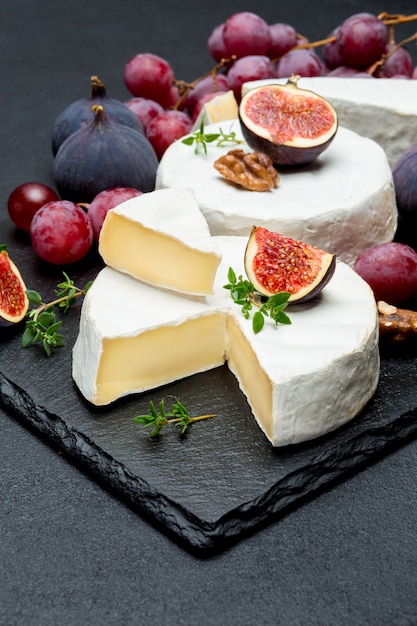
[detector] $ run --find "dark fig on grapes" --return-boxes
[239,76,338,166]
[0,247,29,326]
[52,75,144,155]
[244,226,336,303]
[392,144,417,218]
[53,105,158,203]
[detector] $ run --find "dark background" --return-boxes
[2,1,417,624]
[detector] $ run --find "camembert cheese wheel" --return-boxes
[156,122,397,266]
[72,235,379,447]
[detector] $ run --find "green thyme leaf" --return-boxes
[252,310,265,334]
[224,266,292,333]
[26,289,43,305]
[133,397,216,438]
[22,273,92,356]
[182,115,245,155]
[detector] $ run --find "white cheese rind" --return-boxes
[72,235,379,447]
[99,188,221,296]
[156,121,397,266]
[242,77,417,167]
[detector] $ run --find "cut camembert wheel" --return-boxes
[99,188,221,296]
[72,226,379,447]
[156,120,397,266]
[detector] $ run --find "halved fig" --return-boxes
[0,247,29,325]
[244,226,336,303]
[239,76,338,166]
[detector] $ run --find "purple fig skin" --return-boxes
[239,118,336,166]
[53,105,158,204]
[393,145,417,217]
[288,254,336,303]
[0,315,24,328]
[52,75,144,155]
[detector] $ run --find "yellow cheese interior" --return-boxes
[99,211,220,295]
[192,90,239,130]
[226,316,273,441]
[95,313,227,405]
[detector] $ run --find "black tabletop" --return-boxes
[2,1,417,624]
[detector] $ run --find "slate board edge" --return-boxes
[2,370,417,557]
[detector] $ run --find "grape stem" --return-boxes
[173,56,236,110]
[367,32,417,74]
[378,13,417,26]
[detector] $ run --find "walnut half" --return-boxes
[214,149,279,192]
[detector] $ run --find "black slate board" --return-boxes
[2,217,417,556]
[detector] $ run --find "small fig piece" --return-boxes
[239,77,338,166]
[244,227,336,303]
[0,249,29,325]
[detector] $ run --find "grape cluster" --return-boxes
[122,11,416,159]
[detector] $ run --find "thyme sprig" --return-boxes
[182,116,245,155]
[223,266,291,334]
[22,272,93,356]
[133,397,216,437]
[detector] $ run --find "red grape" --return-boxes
[227,55,275,100]
[338,13,388,69]
[30,200,93,265]
[123,53,175,107]
[276,48,325,78]
[208,23,228,62]
[377,45,413,78]
[268,23,298,58]
[184,74,229,115]
[124,97,164,132]
[146,110,192,159]
[354,242,417,304]
[222,12,271,59]
[7,182,60,232]
[88,187,142,240]
[327,66,374,77]
[323,26,344,71]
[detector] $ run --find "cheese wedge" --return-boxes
[72,236,379,447]
[98,188,221,296]
[156,122,397,266]
[192,89,238,130]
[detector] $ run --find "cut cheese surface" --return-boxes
[156,121,397,266]
[192,89,238,130]
[242,77,417,167]
[72,236,379,447]
[99,188,221,295]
